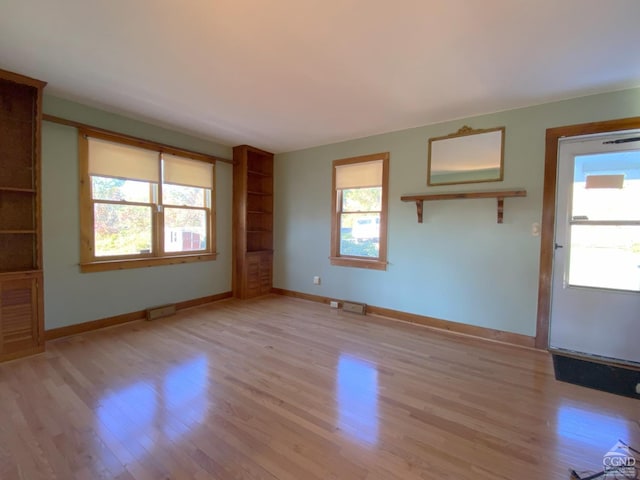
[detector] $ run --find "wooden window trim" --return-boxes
[80,253,218,273]
[79,127,217,272]
[45,114,228,164]
[328,256,388,270]
[330,152,389,270]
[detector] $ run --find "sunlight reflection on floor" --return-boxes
[96,355,209,454]
[337,354,379,446]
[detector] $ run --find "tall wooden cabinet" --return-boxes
[233,145,274,299]
[0,69,46,361]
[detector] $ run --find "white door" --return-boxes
[549,130,640,365]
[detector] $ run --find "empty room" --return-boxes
[0,1,639,479]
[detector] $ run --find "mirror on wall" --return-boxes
[427,126,505,186]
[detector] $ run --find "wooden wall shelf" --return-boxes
[401,189,527,224]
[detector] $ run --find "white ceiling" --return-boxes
[1,1,639,153]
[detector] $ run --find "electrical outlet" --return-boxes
[330,301,339,308]
[313,276,321,285]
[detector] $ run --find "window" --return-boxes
[79,129,216,272]
[330,152,389,270]
[567,150,640,291]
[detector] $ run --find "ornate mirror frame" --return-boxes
[427,126,505,186]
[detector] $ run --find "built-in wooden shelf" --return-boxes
[247,169,271,177]
[247,190,272,196]
[401,189,527,224]
[234,145,274,299]
[0,187,36,193]
[0,68,46,363]
[0,269,42,275]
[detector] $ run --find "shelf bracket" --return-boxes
[497,197,504,224]
[415,200,424,223]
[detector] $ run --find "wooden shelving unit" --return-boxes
[233,145,274,299]
[0,68,46,362]
[401,189,526,223]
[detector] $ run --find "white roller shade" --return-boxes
[163,153,213,189]
[88,137,159,183]
[335,159,383,189]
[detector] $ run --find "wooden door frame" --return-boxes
[535,116,640,349]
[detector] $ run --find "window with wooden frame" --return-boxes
[78,129,216,272]
[330,152,389,270]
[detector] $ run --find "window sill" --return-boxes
[329,256,387,271]
[80,253,218,273]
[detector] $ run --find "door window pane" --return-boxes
[572,152,640,221]
[568,151,640,291]
[568,226,640,292]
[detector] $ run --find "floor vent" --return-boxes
[342,301,366,315]
[146,304,177,321]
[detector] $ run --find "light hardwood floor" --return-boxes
[0,295,638,479]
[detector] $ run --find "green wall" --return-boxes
[41,88,640,335]
[41,96,233,330]
[274,87,640,337]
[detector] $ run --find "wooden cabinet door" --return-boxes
[258,252,272,296]
[243,252,273,298]
[0,275,41,358]
[245,254,261,298]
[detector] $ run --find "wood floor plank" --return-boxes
[0,295,638,479]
